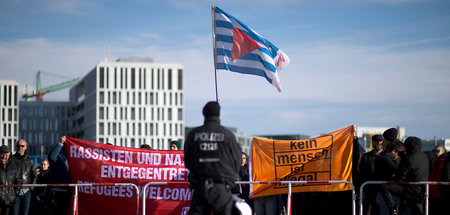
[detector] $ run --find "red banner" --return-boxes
[65,137,191,215]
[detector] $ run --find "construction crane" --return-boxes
[22,71,79,101]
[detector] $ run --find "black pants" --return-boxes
[189,180,234,215]
[0,206,11,215]
[47,189,72,215]
[363,185,380,215]
[380,184,423,215]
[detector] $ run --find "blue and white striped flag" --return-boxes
[213,6,290,92]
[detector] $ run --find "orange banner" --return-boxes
[250,125,355,198]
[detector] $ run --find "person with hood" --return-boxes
[184,101,242,215]
[379,137,429,215]
[359,134,384,215]
[0,145,22,215]
[12,139,36,215]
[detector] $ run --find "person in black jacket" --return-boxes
[359,134,384,215]
[184,101,242,215]
[379,137,429,215]
[12,139,36,215]
[47,136,72,215]
[0,145,22,215]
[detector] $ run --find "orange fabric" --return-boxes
[250,125,355,198]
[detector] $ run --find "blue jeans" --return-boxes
[13,191,31,215]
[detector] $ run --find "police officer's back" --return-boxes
[184,101,242,215]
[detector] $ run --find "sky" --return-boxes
[1,0,450,140]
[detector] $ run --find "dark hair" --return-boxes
[140,144,152,149]
[386,139,404,152]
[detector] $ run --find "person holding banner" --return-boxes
[47,136,72,215]
[184,101,242,215]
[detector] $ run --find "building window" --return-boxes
[139,69,142,89]
[99,67,105,88]
[168,69,172,90]
[150,123,154,136]
[131,68,135,89]
[144,68,147,89]
[168,108,172,121]
[131,108,135,120]
[157,69,160,89]
[113,92,117,104]
[14,86,17,106]
[151,68,154,90]
[178,69,183,90]
[150,93,154,105]
[178,108,183,121]
[113,123,117,135]
[138,93,141,105]
[99,123,104,135]
[99,92,104,104]
[121,68,124,89]
[114,68,118,89]
[8,109,12,121]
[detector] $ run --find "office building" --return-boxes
[0,80,19,151]
[69,58,184,149]
[18,101,71,155]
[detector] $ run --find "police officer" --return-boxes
[184,101,242,215]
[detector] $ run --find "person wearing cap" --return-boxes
[0,145,22,215]
[358,134,384,215]
[383,128,398,148]
[12,139,36,215]
[184,101,242,215]
[170,140,181,150]
[379,137,429,215]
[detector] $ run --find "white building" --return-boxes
[0,80,19,151]
[69,58,184,149]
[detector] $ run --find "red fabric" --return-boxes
[429,156,446,198]
[232,26,261,61]
[65,137,191,215]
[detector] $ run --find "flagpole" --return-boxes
[211,5,219,102]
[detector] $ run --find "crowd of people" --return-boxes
[0,136,71,215]
[357,128,449,215]
[1,101,450,215]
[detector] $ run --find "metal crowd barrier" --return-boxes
[142,180,356,215]
[0,183,140,215]
[359,181,450,215]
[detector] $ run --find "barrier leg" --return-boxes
[287,183,292,215]
[73,186,79,215]
[425,184,429,215]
